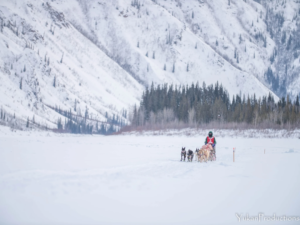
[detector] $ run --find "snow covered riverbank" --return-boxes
[120,128,300,139]
[0,127,299,225]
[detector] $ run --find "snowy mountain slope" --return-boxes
[0,0,298,129]
[77,0,299,97]
[260,0,300,98]
[77,0,275,93]
[0,0,144,128]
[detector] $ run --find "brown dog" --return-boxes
[203,149,211,163]
[197,149,204,162]
[198,145,212,163]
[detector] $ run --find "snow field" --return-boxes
[0,128,299,225]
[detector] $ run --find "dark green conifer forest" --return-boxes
[130,82,300,130]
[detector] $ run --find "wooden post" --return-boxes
[233,148,235,162]
[264,149,265,154]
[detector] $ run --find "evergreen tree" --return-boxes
[286,35,292,50]
[57,118,63,129]
[60,52,64,63]
[281,31,286,44]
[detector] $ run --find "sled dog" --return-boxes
[187,150,194,162]
[181,147,186,161]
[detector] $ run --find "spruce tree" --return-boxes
[296,95,299,107]
[286,35,292,50]
[53,76,56,87]
[60,53,64,63]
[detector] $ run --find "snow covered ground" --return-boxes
[0,126,300,225]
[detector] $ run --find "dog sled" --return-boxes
[208,147,216,161]
[181,145,216,162]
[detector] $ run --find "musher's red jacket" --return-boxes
[205,136,216,145]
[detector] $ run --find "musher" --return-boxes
[205,131,217,161]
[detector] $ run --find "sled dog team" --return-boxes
[180,131,217,163]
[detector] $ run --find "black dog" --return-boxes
[181,147,186,161]
[195,148,200,160]
[187,149,194,162]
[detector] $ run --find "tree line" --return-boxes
[50,105,124,134]
[130,82,300,129]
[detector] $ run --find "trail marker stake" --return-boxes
[233,148,235,162]
[264,149,265,154]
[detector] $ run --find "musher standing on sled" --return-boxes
[205,131,217,161]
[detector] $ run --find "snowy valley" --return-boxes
[1,1,300,224]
